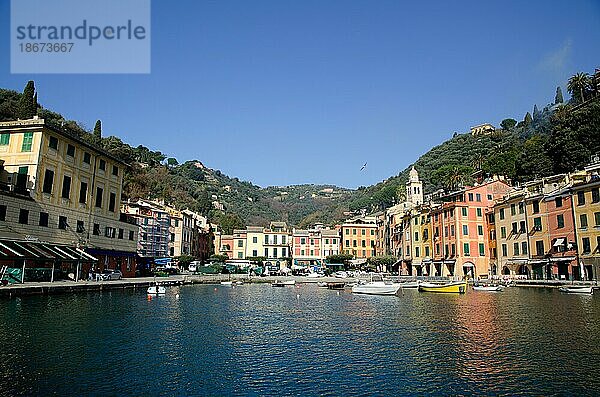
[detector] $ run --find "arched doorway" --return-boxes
[502,266,510,275]
[517,264,530,279]
[463,262,475,279]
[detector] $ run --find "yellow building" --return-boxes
[0,118,137,278]
[571,169,600,280]
[341,216,377,259]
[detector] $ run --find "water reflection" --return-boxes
[0,285,599,396]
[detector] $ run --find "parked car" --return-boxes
[101,269,122,280]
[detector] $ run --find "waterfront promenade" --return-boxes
[0,273,597,298]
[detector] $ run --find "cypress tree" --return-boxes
[18,80,37,119]
[533,104,541,121]
[524,112,533,126]
[93,120,102,139]
[555,86,564,104]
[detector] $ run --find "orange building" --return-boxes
[341,216,378,259]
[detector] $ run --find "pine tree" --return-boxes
[555,86,564,104]
[18,80,37,119]
[93,120,102,139]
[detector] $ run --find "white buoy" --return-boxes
[296,294,300,299]
[175,294,180,299]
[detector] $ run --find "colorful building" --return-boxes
[341,216,378,259]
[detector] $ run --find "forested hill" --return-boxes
[1,70,598,231]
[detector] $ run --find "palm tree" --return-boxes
[567,72,592,103]
[448,166,464,190]
[471,153,485,171]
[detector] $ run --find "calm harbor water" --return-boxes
[1,284,600,396]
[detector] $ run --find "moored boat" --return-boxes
[418,281,467,293]
[272,279,296,287]
[220,281,233,286]
[559,286,593,294]
[147,285,166,295]
[473,285,503,292]
[317,282,328,288]
[352,281,401,296]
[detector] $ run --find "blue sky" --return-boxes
[1,0,599,188]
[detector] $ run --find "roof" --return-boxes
[0,238,97,262]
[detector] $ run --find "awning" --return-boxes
[463,263,475,268]
[553,238,565,247]
[0,239,98,262]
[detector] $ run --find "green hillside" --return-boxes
[1,69,598,230]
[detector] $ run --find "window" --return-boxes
[582,237,591,254]
[282,236,286,244]
[514,242,520,256]
[463,225,468,235]
[499,208,505,220]
[451,225,455,236]
[451,244,456,256]
[42,169,54,194]
[444,245,449,256]
[264,235,269,244]
[580,214,588,228]
[39,212,49,227]
[112,166,119,176]
[79,182,88,204]
[361,240,366,248]
[463,243,470,256]
[425,246,430,257]
[476,208,482,217]
[345,240,349,247]
[476,193,481,202]
[479,243,485,256]
[0,205,5,221]
[264,248,269,257]
[522,242,528,255]
[595,212,600,226]
[532,200,540,213]
[21,132,33,152]
[273,248,278,257]
[535,240,545,256]
[19,209,29,224]
[468,193,474,201]
[49,136,58,149]
[170,233,175,242]
[519,221,526,233]
[83,152,91,164]
[500,227,506,238]
[129,230,134,241]
[0,133,9,145]
[423,229,429,240]
[353,240,357,247]
[415,247,420,257]
[557,214,564,228]
[502,244,507,257]
[99,159,106,171]
[95,187,103,208]
[510,204,516,216]
[593,188,600,203]
[93,224,100,235]
[518,202,524,214]
[414,232,419,241]
[533,217,542,231]
[61,175,71,199]
[555,197,562,208]
[252,236,258,243]
[361,229,366,235]
[251,249,257,257]
[273,235,278,245]
[577,191,585,206]
[77,221,85,233]
[238,240,243,247]
[475,225,482,236]
[353,229,356,235]
[487,194,493,200]
[462,207,467,217]
[105,227,115,238]
[66,144,75,157]
[109,192,116,212]
[59,216,68,230]
[512,222,518,234]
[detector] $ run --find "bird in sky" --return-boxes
[360,162,367,171]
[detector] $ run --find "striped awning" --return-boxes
[0,239,97,262]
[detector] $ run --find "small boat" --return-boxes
[352,281,401,296]
[398,281,420,289]
[221,281,233,286]
[327,282,346,290]
[272,279,296,287]
[317,282,328,288]
[559,286,593,294]
[147,285,166,295]
[473,285,503,292]
[418,281,467,294]
[235,281,244,285]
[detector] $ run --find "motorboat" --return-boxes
[147,285,166,295]
[473,285,503,292]
[352,280,401,296]
[272,280,296,287]
[220,281,234,286]
[418,281,467,293]
[559,286,593,294]
[317,282,328,288]
[235,281,244,285]
[306,272,324,278]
